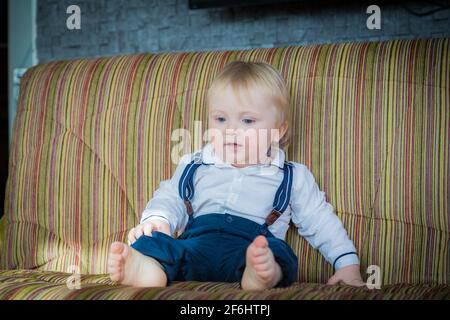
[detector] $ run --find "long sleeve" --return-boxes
[290,163,360,270]
[140,153,192,235]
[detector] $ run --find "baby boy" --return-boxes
[107,61,365,290]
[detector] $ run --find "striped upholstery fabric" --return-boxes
[0,269,448,299]
[0,39,449,297]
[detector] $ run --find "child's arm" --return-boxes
[140,153,193,236]
[290,164,364,286]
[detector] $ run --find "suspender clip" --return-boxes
[265,208,281,226]
[184,200,194,215]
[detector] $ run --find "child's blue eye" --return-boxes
[242,118,255,124]
[216,116,226,122]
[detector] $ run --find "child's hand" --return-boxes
[327,264,366,287]
[127,220,172,245]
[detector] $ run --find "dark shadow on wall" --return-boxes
[0,0,8,219]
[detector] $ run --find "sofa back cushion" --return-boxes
[1,39,448,284]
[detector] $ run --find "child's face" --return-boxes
[207,83,287,168]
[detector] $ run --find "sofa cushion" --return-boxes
[0,269,448,299]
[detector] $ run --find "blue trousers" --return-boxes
[130,213,298,288]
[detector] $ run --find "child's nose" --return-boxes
[225,126,240,136]
[227,120,246,131]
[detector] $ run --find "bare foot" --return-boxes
[240,235,283,290]
[108,241,168,287]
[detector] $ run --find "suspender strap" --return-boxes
[178,152,203,215]
[265,161,294,226]
[178,155,295,223]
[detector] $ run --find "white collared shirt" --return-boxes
[141,143,359,269]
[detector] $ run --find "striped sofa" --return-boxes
[0,38,449,299]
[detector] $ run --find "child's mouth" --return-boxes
[224,143,241,151]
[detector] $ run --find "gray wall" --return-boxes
[36,0,450,63]
[9,0,37,145]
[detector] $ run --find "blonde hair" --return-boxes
[206,61,292,151]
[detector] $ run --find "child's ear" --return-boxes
[278,121,288,141]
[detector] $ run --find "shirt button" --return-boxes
[226,216,233,223]
[261,229,267,235]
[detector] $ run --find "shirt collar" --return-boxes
[200,142,285,169]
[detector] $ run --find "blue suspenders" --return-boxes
[178,152,203,216]
[178,151,295,230]
[177,153,357,269]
